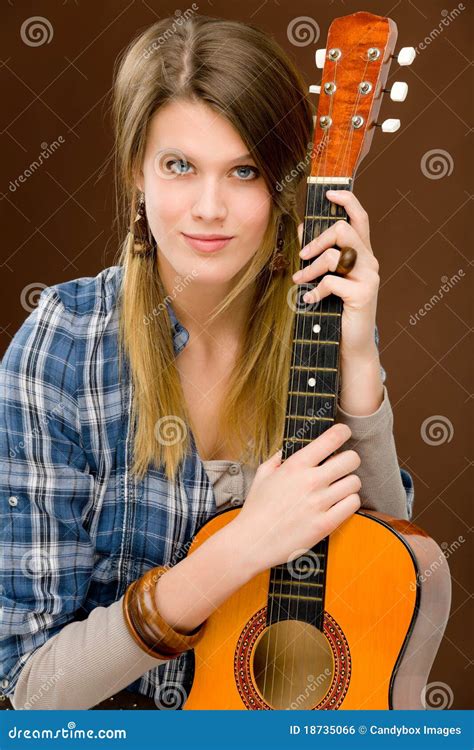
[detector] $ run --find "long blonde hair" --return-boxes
[111,14,313,481]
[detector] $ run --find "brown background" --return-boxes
[1,0,472,710]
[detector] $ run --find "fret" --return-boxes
[288,390,335,398]
[306,176,352,184]
[286,414,334,422]
[270,580,324,588]
[304,215,346,221]
[268,180,353,631]
[290,365,338,373]
[297,311,341,317]
[268,593,323,602]
[293,338,339,346]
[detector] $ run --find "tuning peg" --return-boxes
[309,85,321,95]
[397,47,416,66]
[388,81,409,101]
[315,49,326,69]
[379,118,401,133]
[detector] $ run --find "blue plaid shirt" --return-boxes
[0,265,414,705]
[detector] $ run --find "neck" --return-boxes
[157,253,255,350]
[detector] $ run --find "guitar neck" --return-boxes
[268,178,353,630]
[282,177,353,462]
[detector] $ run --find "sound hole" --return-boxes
[251,620,334,709]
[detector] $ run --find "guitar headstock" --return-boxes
[309,12,414,179]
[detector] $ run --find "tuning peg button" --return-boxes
[390,82,408,101]
[380,118,401,133]
[397,47,416,66]
[315,49,326,69]
[309,85,321,95]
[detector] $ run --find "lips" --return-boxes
[181,232,234,253]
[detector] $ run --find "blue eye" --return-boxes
[166,158,192,175]
[234,165,260,180]
[163,159,259,180]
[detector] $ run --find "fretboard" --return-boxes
[267,178,353,630]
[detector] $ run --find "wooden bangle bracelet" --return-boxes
[122,566,205,660]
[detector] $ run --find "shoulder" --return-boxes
[45,265,124,317]
[2,266,124,388]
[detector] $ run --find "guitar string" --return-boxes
[304,52,369,699]
[267,45,371,706]
[295,49,369,704]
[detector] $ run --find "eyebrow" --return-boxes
[165,149,256,164]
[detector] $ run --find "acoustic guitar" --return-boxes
[183,11,452,710]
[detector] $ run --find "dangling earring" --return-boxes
[268,220,290,273]
[130,192,154,258]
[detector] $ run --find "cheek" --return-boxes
[237,187,272,235]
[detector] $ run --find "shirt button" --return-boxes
[231,497,242,506]
[8,496,18,507]
[1,679,9,688]
[228,464,241,475]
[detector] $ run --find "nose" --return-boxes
[191,176,228,223]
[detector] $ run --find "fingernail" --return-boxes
[300,248,309,257]
[302,292,312,303]
[293,270,302,280]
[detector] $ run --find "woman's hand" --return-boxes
[230,424,361,576]
[293,190,380,360]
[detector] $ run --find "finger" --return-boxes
[297,222,303,247]
[323,493,361,533]
[317,474,362,510]
[301,274,352,305]
[293,247,363,285]
[258,448,283,476]
[288,423,352,470]
[300,221,365,261]
[315,450,361,488]
[325,190,371,250]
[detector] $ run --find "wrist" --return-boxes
[226,513,263,580]
[340,340,379,365]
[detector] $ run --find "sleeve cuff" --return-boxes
[336,384,393,438]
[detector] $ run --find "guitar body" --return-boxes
[184,508,451,710]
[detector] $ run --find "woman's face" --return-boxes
[136,99,272,283]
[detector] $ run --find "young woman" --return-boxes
[0,15,413,710]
